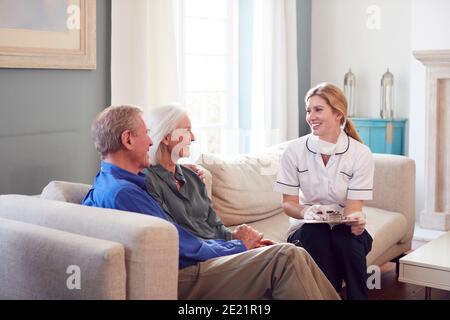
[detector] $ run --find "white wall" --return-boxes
[311,0,411,120]
[410,0,450,220]
[311,0,450,222]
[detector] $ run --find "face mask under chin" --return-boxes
[312,135,337,155]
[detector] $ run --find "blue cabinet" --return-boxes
[350,118,407,155]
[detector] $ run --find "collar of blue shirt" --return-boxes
[100,161,147,189]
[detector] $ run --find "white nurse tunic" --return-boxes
[274,130,374,237]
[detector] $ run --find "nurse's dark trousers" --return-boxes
[288,223,373,300]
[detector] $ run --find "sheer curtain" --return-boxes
[111,0,180,111]
[248,0,298,152]
[111,0,299,153]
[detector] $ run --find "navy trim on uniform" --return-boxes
[340,171,353,178]
[335,135,350,155]
[306,134,349,155]
[297,168,309,173]
[348,188,373,191]
[339,204,345,208]
[276,181,300,188]
[305,137,317,154]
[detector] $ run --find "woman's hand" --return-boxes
[301,205,330,221]
[257,239,278,247]
[345,211,366,236]
[344,200,366,235]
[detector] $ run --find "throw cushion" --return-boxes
[197,143,289,225]
[41,181,91,204]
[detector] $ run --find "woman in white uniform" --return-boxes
[274,82,374,300]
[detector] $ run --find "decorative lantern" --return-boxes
[344,68,356,117]
[380,69,394,119]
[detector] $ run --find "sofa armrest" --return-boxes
[0,195,179,300]
[365,154,416,243]
[0,217,126,299]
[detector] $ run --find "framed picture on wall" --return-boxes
[0,0,96,70]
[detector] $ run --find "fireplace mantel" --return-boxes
[414,50,450,66]
[414,49,450,231]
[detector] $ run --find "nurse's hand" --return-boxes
[301,205,328,221]
[345,211,366,236]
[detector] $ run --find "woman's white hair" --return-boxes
[147,103,188,165]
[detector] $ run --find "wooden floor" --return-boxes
[366,240,450,300]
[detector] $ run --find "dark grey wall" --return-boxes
[0,0,111,195]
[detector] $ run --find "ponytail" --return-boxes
[344,118,363,144]
[306,82,365,144]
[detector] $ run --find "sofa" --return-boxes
[0,145,415,299]
[197,146,416,268]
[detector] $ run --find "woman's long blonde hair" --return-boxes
[305,82,363,143]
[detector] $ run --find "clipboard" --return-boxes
[300,217,360,224]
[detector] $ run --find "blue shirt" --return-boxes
[82,161,246,269]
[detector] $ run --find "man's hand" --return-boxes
[183,164,206,183]
[345,211,366,236]
[232,224,263,250]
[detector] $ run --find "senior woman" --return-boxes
[144,104,274,246]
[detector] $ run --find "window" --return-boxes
[178,0,239,160]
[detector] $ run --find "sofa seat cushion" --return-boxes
[41,180,91,204]
[365,206,408,265]
[245,213,289,243]
[197,152,283,226]
[236,206,407,266]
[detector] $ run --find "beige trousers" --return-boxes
[178,243,341,300]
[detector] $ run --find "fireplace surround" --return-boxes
[414,50,450,231]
